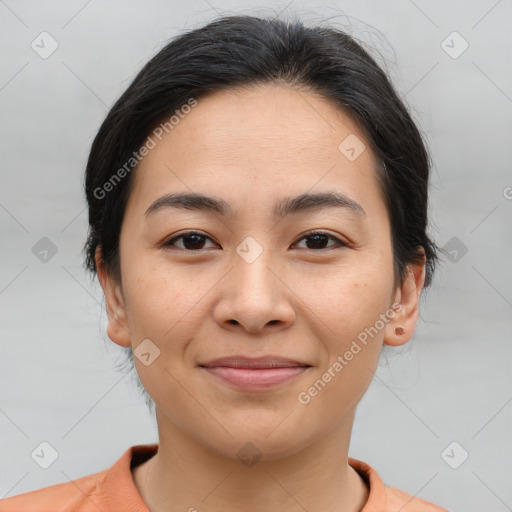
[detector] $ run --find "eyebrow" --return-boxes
[144,191,366,220]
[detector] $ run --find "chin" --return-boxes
[210,418,317,463]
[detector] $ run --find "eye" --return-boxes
[162,230,348,252]
[162,231,217,251]
[291,231,348,251]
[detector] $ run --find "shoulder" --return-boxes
[348,457,449,512]
[0,443,157,512]
[0,470,107,512]
[383,485,450,512]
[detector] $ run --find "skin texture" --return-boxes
[96,85,426,512]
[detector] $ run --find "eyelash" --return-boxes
[162,230,349,252]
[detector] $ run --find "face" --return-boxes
[97,85,425,461]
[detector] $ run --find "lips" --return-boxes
[199,357,311,369]
[199,357,311,390]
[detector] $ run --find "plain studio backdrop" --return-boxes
[0,1,511,511]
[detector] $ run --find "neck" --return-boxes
[132,409,369,512]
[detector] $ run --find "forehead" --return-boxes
[165,85,363,157]
[126,84,383,219]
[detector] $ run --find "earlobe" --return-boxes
[383,250,426,347]
[94,247,132,348]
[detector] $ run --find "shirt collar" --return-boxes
[101,444,385,511]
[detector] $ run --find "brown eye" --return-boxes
[163,231,217,251]
[162,230,348,252]
[292,231,347,251]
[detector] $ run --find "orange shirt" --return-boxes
[0,443,448,511]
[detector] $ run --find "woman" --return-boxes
[0,13,447,512]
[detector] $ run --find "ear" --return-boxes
[383,248,426,347]
[95,247,131,348]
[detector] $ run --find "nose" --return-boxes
[212,246,296,334]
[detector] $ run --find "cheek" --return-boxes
[293,255,394,337]
[122,257,220,368]
[122,266,197,405]
[295,271,389,424]
[122,259,189,343]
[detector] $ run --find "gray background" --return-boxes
[1,1,511,511]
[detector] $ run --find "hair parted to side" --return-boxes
[82,13,440,409]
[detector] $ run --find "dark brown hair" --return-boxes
[82,14,438,292]
[82,14,440,409]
